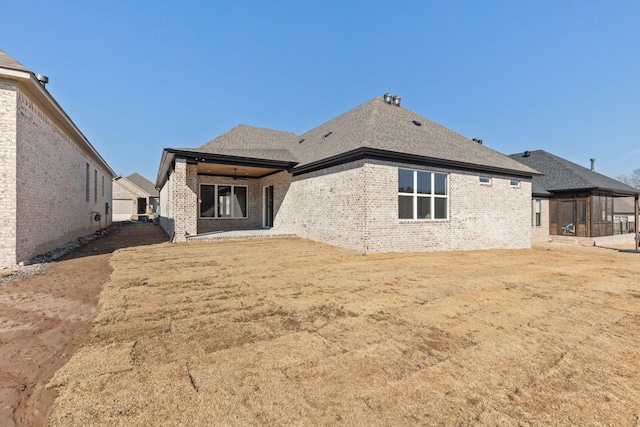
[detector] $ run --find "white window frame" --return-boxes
[199,184,248,219]
[479,176,491,185]
[398,168,448,220]
[510,180,520,188]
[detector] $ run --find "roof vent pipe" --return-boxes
[392,95,401,107]
[35,74,49,87]
[523,151,531,157]
[383,93,393,104]
[590,158,596,171]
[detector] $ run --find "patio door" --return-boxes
[263,185,274,228]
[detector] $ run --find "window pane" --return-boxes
[218,186,231,217]
[434,198,447,219]
[398,195,413,219]
[398,169,414,193]
[417,171,431,194]
[233,187,247,218]
[434,173,447,195]
[417,197,431,219]
[200,185,215,217]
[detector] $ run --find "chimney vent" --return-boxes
[383,93,393,104]
[590,158,596,171]
[392,95,401,107]
[523,151,531,157]
[35,74,49,87]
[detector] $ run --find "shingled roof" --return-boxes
[0,49,29,72]
[194,125,299,163]
[287,97,540,176]
[509,150,639,196]
[126,173,159,197]
[158,96,542,187]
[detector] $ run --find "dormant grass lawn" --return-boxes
[47,238,640,426]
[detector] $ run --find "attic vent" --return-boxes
[298,138,305,144]
[472,138,483,145]
[35,74,49,87]
[382,93,401,106]
[523,151,531,157]
[412,120,422,126]
[323,131,333,139]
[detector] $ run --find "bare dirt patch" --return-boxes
[44,238,640,426]
[0,223,168,427]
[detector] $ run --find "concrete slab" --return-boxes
[185,229,296,241]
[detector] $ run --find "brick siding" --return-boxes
[0,80,113,268]
[159,158,532,252]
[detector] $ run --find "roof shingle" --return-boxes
[508,150,639,195]
[0,49,30,73]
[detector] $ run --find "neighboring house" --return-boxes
[0,49,115,269]
[113,173,159,221]
[509,150,639,243]
[156,94,541,253]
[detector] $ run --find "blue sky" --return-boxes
[2,1,639,184]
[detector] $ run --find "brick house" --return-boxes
[509,150,639,245]
[0,49,115,269]
[113,173,159,222]
[155,94,541,252]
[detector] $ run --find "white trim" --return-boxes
[479,176,491,185]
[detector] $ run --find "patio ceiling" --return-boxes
[196,162,280,179]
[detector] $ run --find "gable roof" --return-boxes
[0,49,29,72]
[126,173,159,196]
[509,150,639,196]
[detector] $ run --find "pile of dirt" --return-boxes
[0,222,168,427]
[44,238,640,426]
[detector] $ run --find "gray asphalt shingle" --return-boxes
[0,49,30,72]
[509,150,638,195]
[181,97,540,177]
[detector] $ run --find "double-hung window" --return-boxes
[398,168,448,220]
[200,184,247,218]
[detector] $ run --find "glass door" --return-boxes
[263,185,274,228]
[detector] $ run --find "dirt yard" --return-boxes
[0,223,168,427]
[37,235,640,426]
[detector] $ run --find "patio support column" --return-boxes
[171,158,198,242]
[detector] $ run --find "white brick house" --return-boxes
[113,173,159,222]
[156,94,541,253]
[0,49,115,269]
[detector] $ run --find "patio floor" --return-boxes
[185,229,296,241]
